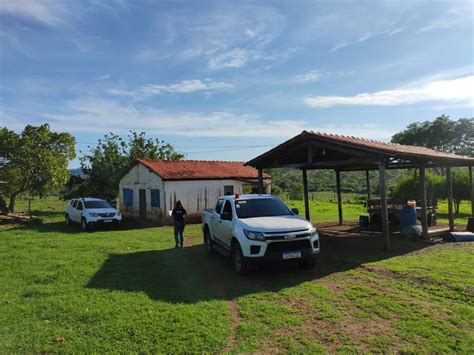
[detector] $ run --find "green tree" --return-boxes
[391,115,474,156]
[393,170,446,202]
[0,124,76,212]
[288,180,303,200]
[80,131,184,199]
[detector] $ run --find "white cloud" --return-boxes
[137,4,288,69]
[417,4,473,33]
[107,79,233,99]
[0,0,67,26]
[295,70,321,82]
[328,26,405,53]
[94,74,111,80]
[39,97,304,137]
[328,42,348,53]
[208,48,251,69]
[304,75,474,108]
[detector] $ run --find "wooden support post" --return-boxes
[378,161,390,251]
[336,170,343,226]
[365,170,371,202]
[419,163,429,238]
[302,169,310,221]
[470,166,474,217]
[258,168,264,194]
[446,166,454,232]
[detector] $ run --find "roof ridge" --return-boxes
[138,158,246,163]
[310,130,392,145]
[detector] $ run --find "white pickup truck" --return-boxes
[202,194,320,275]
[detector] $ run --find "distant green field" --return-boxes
[280,195,471,225]
[1,198,473,352]
[14,194,472,226]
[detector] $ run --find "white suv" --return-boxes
[65,197,122,231]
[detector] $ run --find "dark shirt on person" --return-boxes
[172,207,187,223]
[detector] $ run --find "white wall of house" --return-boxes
[119,163,271,224]
[119,164,165,221]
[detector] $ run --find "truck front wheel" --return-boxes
[232,242,249,276]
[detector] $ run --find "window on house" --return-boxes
[151,189,160,207]
[123,188,133,206]
[224,185,234,195]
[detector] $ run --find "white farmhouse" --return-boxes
[119,159,271,224]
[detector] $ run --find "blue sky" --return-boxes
[1,0,473,168]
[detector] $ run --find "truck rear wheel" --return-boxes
[204,228,216,254]
[232,242,249,276]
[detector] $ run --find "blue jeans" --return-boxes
[174,221,185,246]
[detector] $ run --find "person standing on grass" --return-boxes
[172,200,187,248]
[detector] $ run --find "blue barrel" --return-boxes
[359,215,369,227]
[400,206,417,227]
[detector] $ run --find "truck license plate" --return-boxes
[104,219,114,223]
[283,251,301,259]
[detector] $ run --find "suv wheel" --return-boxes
[232,242,249,276]
[204,228,216,254]
[81,218,89,231]
[65,214,72,227]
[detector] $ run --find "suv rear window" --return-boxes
[71,200,78,208]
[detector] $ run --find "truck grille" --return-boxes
[265,233,310,241]
[266,240,311,252]
[99,212,115,218]
[264,229,308,235]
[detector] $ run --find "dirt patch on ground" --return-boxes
[221,299,240,353]
[360,264,398,279]
[269,287,396,353]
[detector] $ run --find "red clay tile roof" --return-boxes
[246,130,474,168]
[137,159,271,181]
[307,131,474,161]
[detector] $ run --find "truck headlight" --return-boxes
[244,229,266,242]
[89,212,99,217]
[310,227,318,238]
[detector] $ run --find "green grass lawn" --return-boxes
[1,198,473,352]
[282,197,471,225]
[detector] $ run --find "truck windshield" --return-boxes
[84,200,111,209]
[234,198,292,219]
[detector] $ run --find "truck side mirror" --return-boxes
[291,208,299,215]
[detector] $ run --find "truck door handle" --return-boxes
[219,220,222,223]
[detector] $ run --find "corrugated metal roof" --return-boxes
[137,159,271,181]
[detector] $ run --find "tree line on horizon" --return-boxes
[0,115,472,213]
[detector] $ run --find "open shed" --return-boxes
[246,131,474,250]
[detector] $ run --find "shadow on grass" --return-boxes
[86,234,430,304]
[8,217,169,234]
